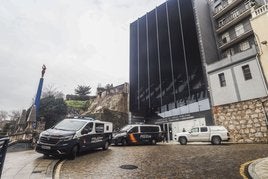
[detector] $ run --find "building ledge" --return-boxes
[219,29,253,51]
[207,46,257,74]
[216,9,251,34]
[213,0,243,19]
[251,4,268,19]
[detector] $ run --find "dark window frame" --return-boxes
[200,127,208,132]
[242,64,252,80]
[129,126,139,133]
[218,73,226,87]
[81,122,93,134]
[95,123,104,133]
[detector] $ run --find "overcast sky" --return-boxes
[0,0,166,112]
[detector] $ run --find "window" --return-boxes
[215,4,222,13]
[242,65,252,80]
[201,127,208,132]
[245,0,252,9]
[222,49,232,58]
[140,126,159,133]
[82,122,93,134]
[95,123,104,133]
[106,125,109,131]
[235,24,244,36]
[240,41,250,51]
[231,9,239,18]
[129,126,139,133]
[218,18,226,27]
[221,32,230,44]
[191,128,199,133]
[218,73,226,87]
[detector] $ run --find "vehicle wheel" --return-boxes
[114,140,118,146]
[68,145,78,160]
[179,137,187,145]
[103,141,109,150]
[212,136,221,145]
[121,139,127,146]
[151,139,156,145]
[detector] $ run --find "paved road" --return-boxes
[59,143,268,179]
[2,150,59,179]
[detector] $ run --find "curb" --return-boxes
[46,160,61,178]
[53,159,66,179]
[248,158,266,179]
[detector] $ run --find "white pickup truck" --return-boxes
[174,126,230,145]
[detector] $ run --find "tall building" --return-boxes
[250,3,268,83]
[207,0,268,143]
[129,0,217,140]
[207,0,268,105]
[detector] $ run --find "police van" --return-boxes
[113,124,162,146]
[35,117,113,159]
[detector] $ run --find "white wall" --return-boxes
[208,58,267,106]
[234,60,267,100]
[209,68,238,105]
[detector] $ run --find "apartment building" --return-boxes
[250,3,268,83]
[207,0,267,105]
[207,0,268,143]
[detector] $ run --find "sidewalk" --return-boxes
[248,157,268,179]
[2,150,59,179]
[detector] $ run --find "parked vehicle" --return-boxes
[35,117,113,159]
[113,124,162,146]
[174,126,230,145]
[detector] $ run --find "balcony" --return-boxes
[251,3,268,18]
[215,5,251,34]
[218,26,253,51]
[213,0,244,19]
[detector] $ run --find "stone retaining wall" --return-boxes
[213,97,268,143]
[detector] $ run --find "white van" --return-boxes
[36,117,113,159]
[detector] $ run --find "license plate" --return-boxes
[41,145,51,150]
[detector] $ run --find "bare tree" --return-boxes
[9,110,21,121]
[42,84,64,99]
[0,110,8,121]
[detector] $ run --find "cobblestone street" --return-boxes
[59,143,268,179]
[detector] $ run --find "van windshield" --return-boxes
[53,119,87,131]
[120,125,133,132]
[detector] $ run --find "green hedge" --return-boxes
[65,100,88,110]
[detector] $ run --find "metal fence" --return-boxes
[0,137,9,177]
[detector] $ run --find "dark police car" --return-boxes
[113,124,162,146]
[35,117,113,159]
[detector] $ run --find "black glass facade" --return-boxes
[130,0,209,118]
